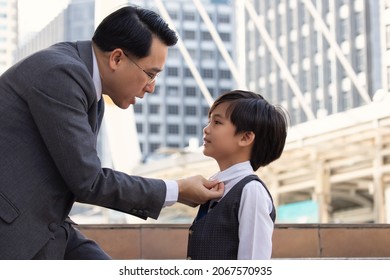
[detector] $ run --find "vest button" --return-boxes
[48,222,57,232]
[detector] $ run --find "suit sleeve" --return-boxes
[26,60,166,219]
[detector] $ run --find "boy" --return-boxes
[187,90,288,260]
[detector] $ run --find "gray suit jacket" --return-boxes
[0,41,166,259]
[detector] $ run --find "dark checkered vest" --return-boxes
[187,174,276,260]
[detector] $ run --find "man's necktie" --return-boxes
[194,200,219,222]
[210,201,218,209]
[97,99,103,118]
[194,200,210,222]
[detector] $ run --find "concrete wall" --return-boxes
[77,223,390,259]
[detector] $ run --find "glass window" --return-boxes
[218,14,230,24]
[201,50,214,59]
[185,125,197,135]
[202,106,210,117]
[219,32,231,42]
[185,106,197,116]
[149,124,160,134]
[202,68,214,79]
[184,30,196,40]
[168,11,178,20]
[134,104,142,113]
[168,124,179,135]
[184,12,195,21]
[207,87,215,97]
[167,67,179,77]
[185,68,193,77]
[167,105,179,115]
[219,70,231,79]
[154,85,160,95]
[188,49,196,59]
[149,104,160,114]
[201,31,212,41]
[185,86,197,97]
[167,86,179,96]
[136,123,143,133]
[168,48,180,58]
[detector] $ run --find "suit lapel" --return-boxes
[75,41,104,131]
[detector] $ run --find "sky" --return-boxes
[18,0,70,41]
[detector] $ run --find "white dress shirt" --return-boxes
[208,161,274,259]
[91,47,178,206]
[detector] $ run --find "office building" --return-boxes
[236,0,384,125]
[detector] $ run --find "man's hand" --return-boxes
[176,175,224,207]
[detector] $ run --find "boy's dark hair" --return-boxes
[209,90,288,171]
[92,6,178,58]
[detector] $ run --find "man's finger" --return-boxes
[204,179,220,189]
[209,182,224,199]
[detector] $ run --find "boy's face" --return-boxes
[203,102,246,169]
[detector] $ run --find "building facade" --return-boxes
[236,0,385,125]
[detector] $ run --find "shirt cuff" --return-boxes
[163,180,178,207]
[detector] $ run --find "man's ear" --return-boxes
[108,48,124,70]
[239,131,255,147]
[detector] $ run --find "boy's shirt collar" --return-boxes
[210,161,254,200]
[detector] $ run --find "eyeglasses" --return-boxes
[123,51,159,85]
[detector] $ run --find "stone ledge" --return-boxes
[77,223,390,259]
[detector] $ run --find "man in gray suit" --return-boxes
[0,6,223,259]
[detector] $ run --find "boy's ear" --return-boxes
[239,131,255,147]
